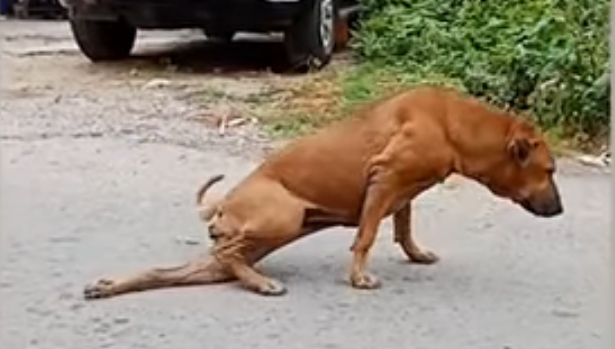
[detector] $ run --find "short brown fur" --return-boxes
[84,86,562,298]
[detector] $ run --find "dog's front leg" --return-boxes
[349,162,399,290]
[393,203,439,264]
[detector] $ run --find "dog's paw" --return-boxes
[350,272,381,290]
[257,279,287,296]
[83,279,116,300]
[409,250,440,264]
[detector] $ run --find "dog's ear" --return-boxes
[507,137,536,167]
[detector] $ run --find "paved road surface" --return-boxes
[0,19,609,349]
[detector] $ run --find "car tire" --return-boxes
[69,18,136,62]
[284,0,338,71]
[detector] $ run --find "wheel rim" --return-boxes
[319,0,334,53]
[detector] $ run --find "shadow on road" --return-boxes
[123,34,305,75]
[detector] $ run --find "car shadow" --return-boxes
[124,33,306,75]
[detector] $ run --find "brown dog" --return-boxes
[84,85,563,299]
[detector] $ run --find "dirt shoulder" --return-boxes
[0,19,353,161]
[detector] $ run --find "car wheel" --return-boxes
[69,18,136,62]
[284,0,338,71]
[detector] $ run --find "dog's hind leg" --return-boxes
[209,194,328,296]
[211,231,291,296]
[225,258,287,296]
[393,203,439,264]
[83,256,233,300]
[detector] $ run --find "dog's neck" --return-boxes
[448,112,518,184]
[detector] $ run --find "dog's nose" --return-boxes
[535,198,563,217]
[520,196,563,217]
[542,203,563,217]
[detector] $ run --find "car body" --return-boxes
[59,0,361,70]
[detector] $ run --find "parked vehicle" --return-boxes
[0,0,14,15]
[58,0,360,70]
[10,0,66,19]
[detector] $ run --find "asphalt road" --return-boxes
[0,19,610,349]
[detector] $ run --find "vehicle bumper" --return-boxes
[60,0,311,30]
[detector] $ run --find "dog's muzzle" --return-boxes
[519,181,563,218]
[520,198,562,217]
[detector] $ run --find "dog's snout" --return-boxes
[535,198,563,217]
[521,182,563,218]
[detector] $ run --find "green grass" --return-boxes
[263,112,323,139]
[339,64,464,108]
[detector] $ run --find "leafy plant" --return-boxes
[350,0,610,137]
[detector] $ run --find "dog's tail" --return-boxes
[196,174,225,205]
[196,174,225,222]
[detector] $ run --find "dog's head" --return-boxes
[481,121,563,218]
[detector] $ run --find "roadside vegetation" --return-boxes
[260,0,609,152]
